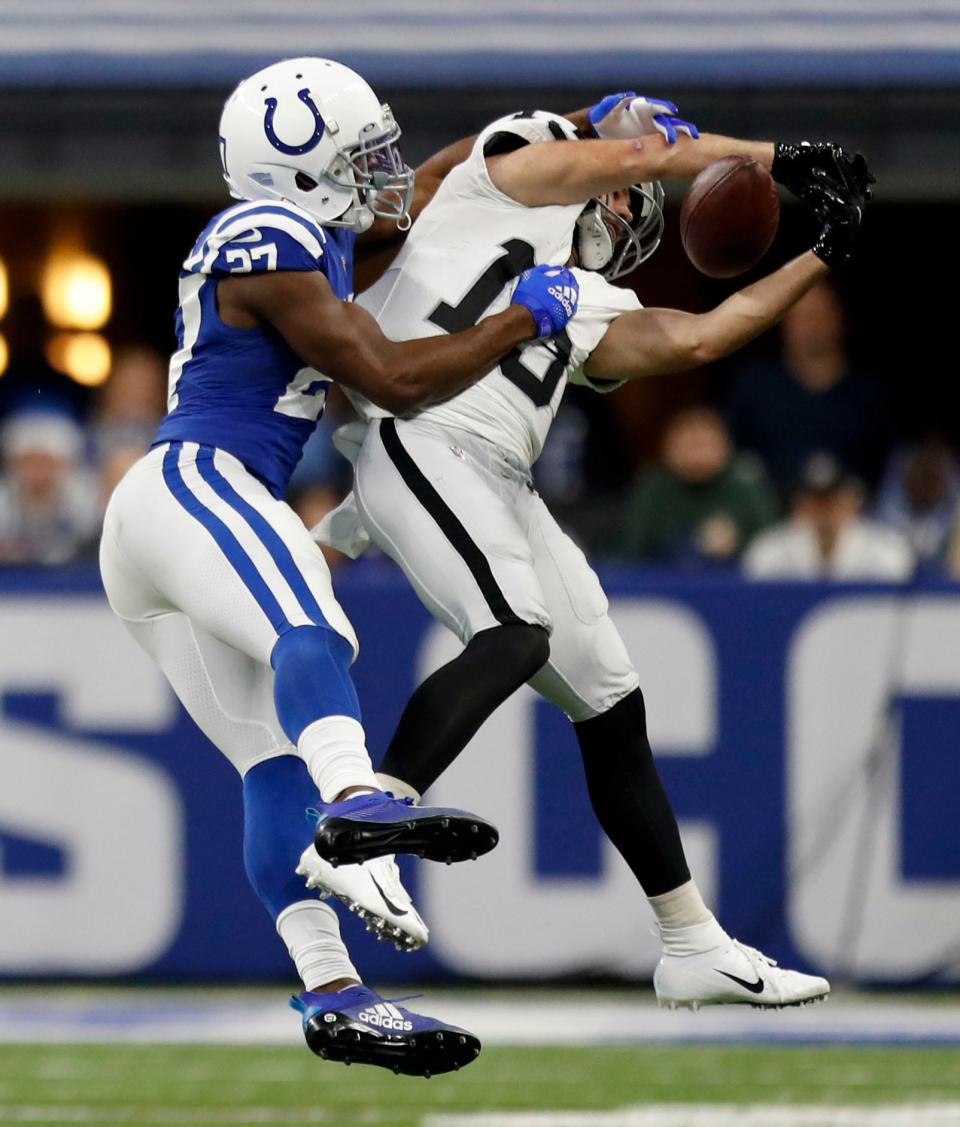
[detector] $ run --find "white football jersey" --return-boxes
[353,111,641,469]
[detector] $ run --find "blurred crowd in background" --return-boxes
[1,276,958,582]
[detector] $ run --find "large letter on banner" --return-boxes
[789,595,960,980]
[0,598,183,973]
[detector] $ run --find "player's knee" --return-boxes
[576,685,650,746]
[271,624,354,675]
[598,684,646,722]
[516,622,551,675]
[473,622,550,681]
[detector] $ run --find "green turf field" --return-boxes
[2,1043,959,1127]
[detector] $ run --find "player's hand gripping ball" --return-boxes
[680,156,780,279]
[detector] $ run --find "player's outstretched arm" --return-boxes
[360,95,685,255]
[583,167,867,383]
[487,131,774,208]
[579,92,874,207]
[218,265,578,414]
[362,92,697,252]
[358,95,643,254]
[583,251,828,383]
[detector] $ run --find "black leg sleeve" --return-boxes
[379,623,550,795]
[574,687,691,897]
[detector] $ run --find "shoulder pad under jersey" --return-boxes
[477,110,580,159]
[183,199,328,277]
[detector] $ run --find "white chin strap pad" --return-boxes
[345,203,375,233]
[576,209,614,271]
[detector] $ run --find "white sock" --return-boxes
[276,900,360,991]
[659,916,731,958]
[648,879,713,930]
[298,715,381,802]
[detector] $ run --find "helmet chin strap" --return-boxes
[303,192,375,232]
[575,207,614,272]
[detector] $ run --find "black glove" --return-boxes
[806,180,865,269]
[772,141,875,206]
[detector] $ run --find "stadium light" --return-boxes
[41,250,112,330]
[0,258,7,321]
[0,334,7,377]
[47,331,112,386]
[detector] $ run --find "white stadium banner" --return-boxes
[2,583,959,983]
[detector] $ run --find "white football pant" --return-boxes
[354,418,639,722]
[100,441,358,775]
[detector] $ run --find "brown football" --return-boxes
[679,156,780,279]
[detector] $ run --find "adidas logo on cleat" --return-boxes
[358,1003,413,1032]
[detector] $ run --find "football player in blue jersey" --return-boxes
[99,56,581,1077]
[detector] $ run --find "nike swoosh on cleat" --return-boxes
[370,873,408,917]
[717,970,765,994]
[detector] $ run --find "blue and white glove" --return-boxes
[511,265,580,338]
[589,92,699,144]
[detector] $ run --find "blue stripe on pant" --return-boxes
[160,440,361,739]
[194,445,329,626]
[161,440,292,634]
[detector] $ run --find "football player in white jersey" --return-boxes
[99,57,584,1076]
[312,99,872,1009]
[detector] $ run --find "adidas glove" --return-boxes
[512,265,580,338]
[589,92,699,144]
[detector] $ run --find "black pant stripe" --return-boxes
[378,418,524,628]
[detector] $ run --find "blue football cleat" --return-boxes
[291,985,482,1077]
[310,792,498,867]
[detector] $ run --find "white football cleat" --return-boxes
[653,919,829,1010]
[296,846,428,952]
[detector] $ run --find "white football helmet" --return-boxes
[576,182,665,280]
[219,57,414,232]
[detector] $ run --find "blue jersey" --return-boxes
[153,199,356,496]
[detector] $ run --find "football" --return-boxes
[679,156,780,278]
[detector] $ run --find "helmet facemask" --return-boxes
[309,105,414,232]
[575,181,665,280]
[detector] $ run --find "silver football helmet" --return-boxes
[219,57,414,232]
[575,181,665,280]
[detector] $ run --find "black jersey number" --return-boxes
[427,238,571,409]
